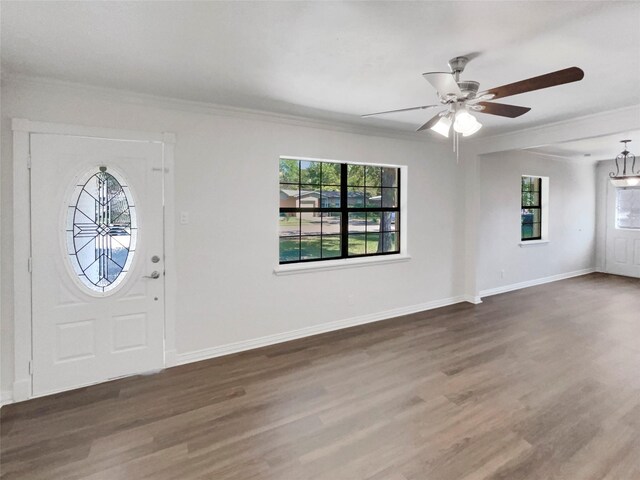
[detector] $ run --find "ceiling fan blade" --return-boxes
[422,72,463,97]
[361,105,439,118]
[482,67,584,101]
[417,113,444,132]
[476,102,531,118]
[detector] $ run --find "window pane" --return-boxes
[322,163,341,186]
[365,187,382,208]
[521,208,541,224]
[279,159,300,183]
[300,160,322,184]
[322,212,341,235]
[347,164,365,186]
[322,235,341,258]
[300,236,322,260]
[365,166,381,187]
[348,234,366,256]
[381,188,398,208]
[279,237,300,262]
[522,191,540,207]
[366,212,381,232]
[380,211,398,232]
[321,185,340,208]
[280,184,299,208]
[299,188,320,209]
[382,232,398,252]
[382,168,398,187]
[533,178,541,192]
[279,213,300,236]
[616,187,640,229]
[522,176,540,193]
[366,233,380,253]
[301,211,322,235]
[348,212,366,233]
[348,187,365,207]
[522,223,541,239]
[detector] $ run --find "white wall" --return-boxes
[0,78,467,396]
[595,160,614,272]
[476,150,596,294]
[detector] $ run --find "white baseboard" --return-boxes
[463,294,483,304]
[176,295,468,366]
[2,296,474,403]
[479,268,596,298]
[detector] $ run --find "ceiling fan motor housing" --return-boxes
[457,81,480,99]
[448,56,469,74]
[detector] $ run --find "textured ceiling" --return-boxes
[2,1,639,136]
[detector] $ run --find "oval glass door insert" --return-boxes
[66,168,137,294]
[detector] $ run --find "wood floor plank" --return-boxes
[1,273,639,479]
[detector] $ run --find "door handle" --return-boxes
[144,271,161,279]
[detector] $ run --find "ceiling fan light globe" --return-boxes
[430,116,452,137]
[453,110,477,133]
[462,118,482,136]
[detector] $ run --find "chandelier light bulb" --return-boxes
[626,177,640,187]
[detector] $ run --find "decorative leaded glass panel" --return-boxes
[66,168,137,293]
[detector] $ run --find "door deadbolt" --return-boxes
[151,255,161,263]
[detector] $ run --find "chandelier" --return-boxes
[609,140,640,187]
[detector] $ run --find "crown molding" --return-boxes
[1,72,444,145]
[520,149,600,165]
[4,73,639,153]
[469,104,640,155]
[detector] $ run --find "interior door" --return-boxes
[30,133,165,396]
[605,183,640,278]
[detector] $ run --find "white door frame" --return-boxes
[604,179,640,277]
[12,118,177,402]
[605,179,614,274]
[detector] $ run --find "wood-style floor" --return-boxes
[2,273,640,479]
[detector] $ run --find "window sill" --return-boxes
[519,239,549,247]
[274,254,411,275]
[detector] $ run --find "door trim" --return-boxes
[11,118,176,402]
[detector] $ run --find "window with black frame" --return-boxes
[521,176,542,240]
[279,158,401,264]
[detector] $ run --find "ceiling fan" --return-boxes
[362,56,584,138]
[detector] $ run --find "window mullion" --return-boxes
[340,163,348,259]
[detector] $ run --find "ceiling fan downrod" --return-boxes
[448,56,469,82]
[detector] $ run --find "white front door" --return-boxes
[30,133,165,396]
[605,183,640,278]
